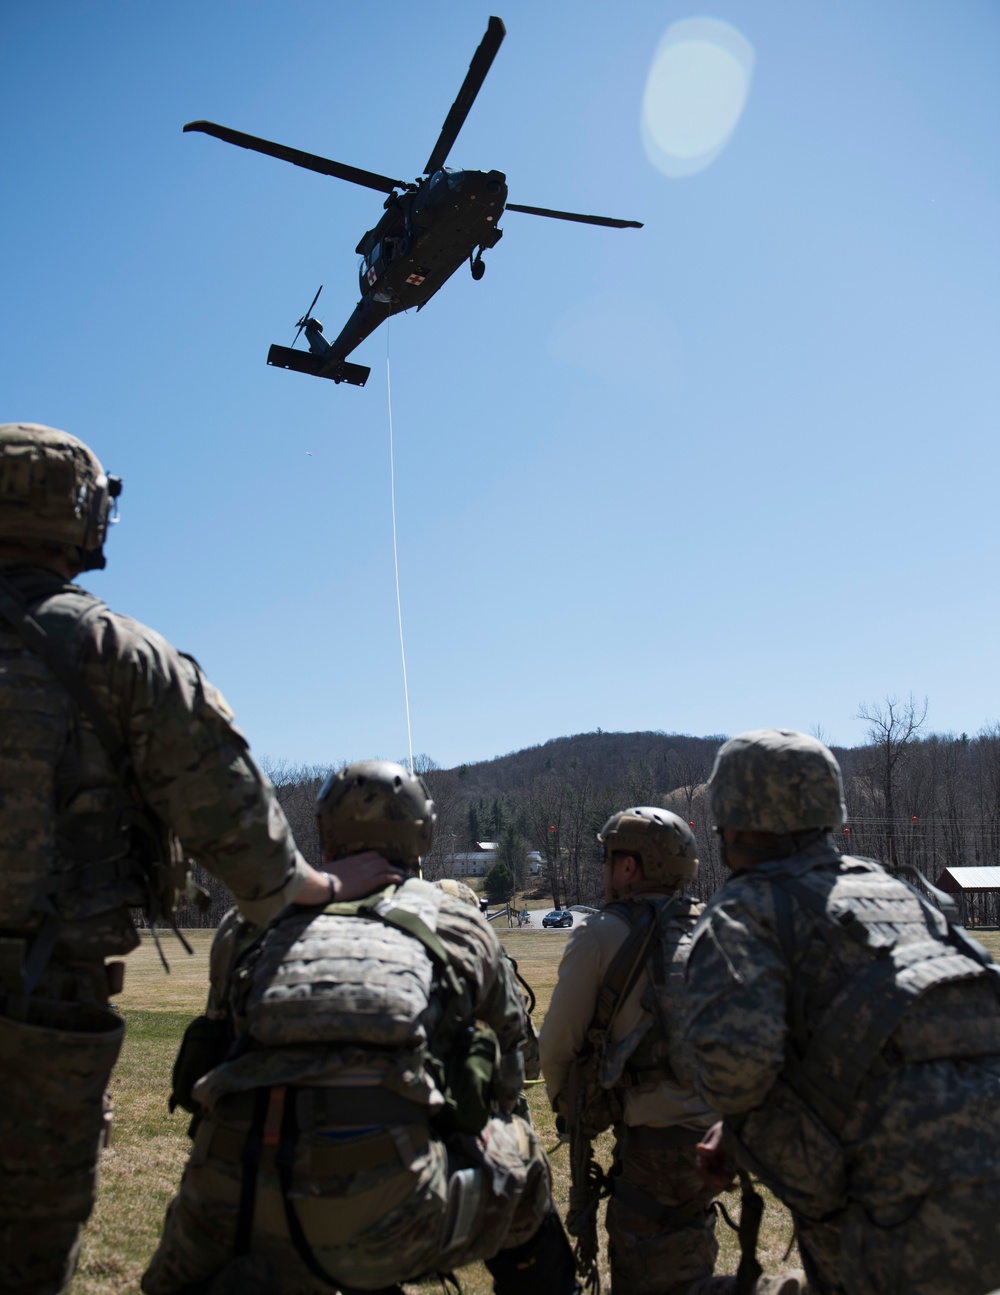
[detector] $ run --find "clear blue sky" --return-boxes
[3,1,998,768]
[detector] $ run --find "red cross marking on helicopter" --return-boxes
[406,273,426,285]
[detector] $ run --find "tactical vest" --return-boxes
[243,878,450,1049]
[0,569,182,980]
[599,893,703,1095]
[222,878,497,1136]
[763,851,1000,1136]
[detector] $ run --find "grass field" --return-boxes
[69,926,1000,1294]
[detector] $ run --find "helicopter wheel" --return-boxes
[471,255,486,281]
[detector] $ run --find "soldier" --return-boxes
[143,760,578,1295]
[0,422,387,1295]
[539,809,723,1295]
[683,728,1000,1295]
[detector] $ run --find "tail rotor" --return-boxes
[292,284,323,346]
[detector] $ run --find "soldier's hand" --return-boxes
[296,854,403,906]
[696,1120,737,1189]
[326,852,405,901]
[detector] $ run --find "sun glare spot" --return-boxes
[642,18,754,178]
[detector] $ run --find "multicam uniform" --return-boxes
[683,839,1000,1295]
[143,876,561,1295]
[541,893,718,1295]
[0,563,310,1295]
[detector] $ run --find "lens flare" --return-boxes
[642,18,754,178]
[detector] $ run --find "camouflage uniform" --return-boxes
[0,425,310,1294]
[682,730,1000,1295]
[143,873,570,1295]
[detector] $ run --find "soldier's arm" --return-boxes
[87,612,309,924]
[538,917,607,1110]
[681,884,790,1114]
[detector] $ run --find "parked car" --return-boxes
[542,909,574,928]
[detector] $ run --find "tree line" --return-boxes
[173,700,1000,926]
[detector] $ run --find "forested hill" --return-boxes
[450,730,729,797]
[177,709,1000,926]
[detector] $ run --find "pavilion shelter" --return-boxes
[934,866,1000,927]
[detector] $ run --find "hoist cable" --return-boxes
[386,321,414,774]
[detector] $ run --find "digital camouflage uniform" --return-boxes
[683,729,1000,1295]
[143,874,567,1295]
[0,424,310,1294]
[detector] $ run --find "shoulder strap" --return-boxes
[593,896,684,1037]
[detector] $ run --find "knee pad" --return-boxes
[485,1207,579,1295]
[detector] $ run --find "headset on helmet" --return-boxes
[597,807,699,887]
[709,728,847,835]
[0,423,121,571]
[315,759,436,868]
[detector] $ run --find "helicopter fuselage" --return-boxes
[325,167,508,361]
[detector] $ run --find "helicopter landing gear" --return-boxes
[470,250,486,281]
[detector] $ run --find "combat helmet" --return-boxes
[0,423,121,571]
[709,728,847,835]
[315,759,436,868]
[597,807,699,888]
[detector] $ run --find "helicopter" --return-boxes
[184,16,642,387]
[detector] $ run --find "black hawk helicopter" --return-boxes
[184,16,642,388]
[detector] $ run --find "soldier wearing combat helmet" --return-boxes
[0,423,384,1295]
[684,728,1000,1295]
[542,808,724,1293]
[144,759,579,1295]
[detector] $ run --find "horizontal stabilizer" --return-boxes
[266,345,371,387]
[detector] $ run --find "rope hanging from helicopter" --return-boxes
[385,319,415,775]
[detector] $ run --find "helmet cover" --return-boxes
[315,759,435,867]
[597,806,699,887]
[0,423,120,570]
[709,728,847,834]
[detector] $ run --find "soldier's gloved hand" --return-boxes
[696,1120,737,1190]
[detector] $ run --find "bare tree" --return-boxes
[855,695,928,869]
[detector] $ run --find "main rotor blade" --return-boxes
[506,203,643,230]
[423,16,505,176]
[184,121,405,195]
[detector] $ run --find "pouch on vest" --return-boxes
[435,1020,501,1136]
[169,1014,233,1115]
[728,1076,848,1222]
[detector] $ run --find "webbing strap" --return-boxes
[275,1084,341,1289]
[21,914,61,997]
[734,1170,764,1295]
[235,1086,270,1257]
[592,900,667,1036]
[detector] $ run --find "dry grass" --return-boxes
[71,926,1000,1293]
